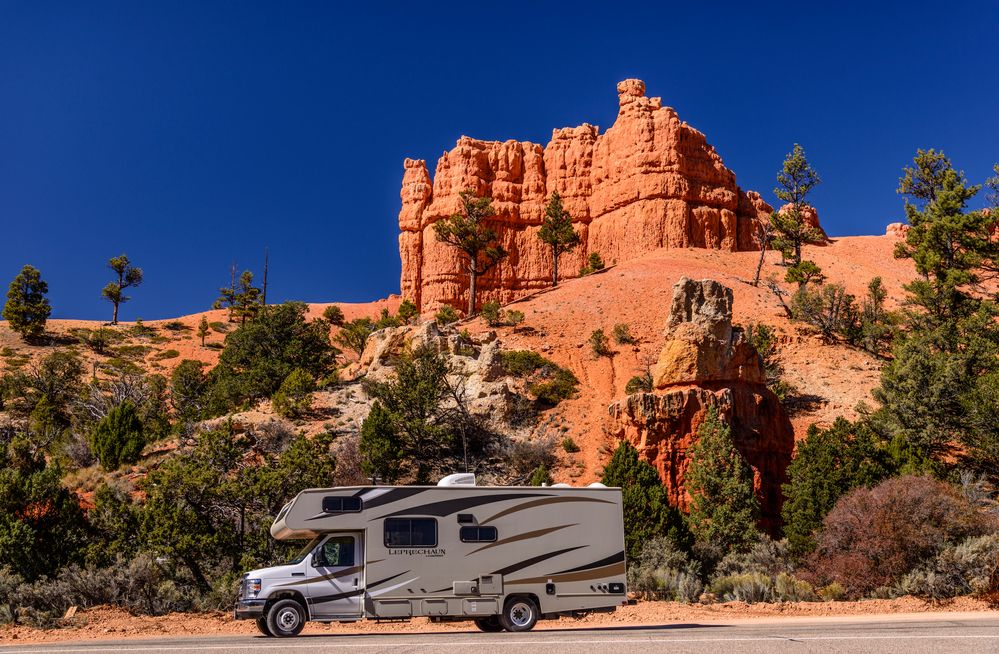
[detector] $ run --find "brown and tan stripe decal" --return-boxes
[555,551,625,574]
[491,545,587,576]
[275,565,363,588]
[466,524,578,556]
[480,496,612,525]
[506,561,627,585]
[374,493,547,520]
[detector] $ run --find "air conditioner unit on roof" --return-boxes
[437,473,476,487]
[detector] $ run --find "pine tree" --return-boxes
[334,317,376,357]
[213,270,262,324]
[432,189,508,316]
[538,192,581,286]
[363,346,455,483]
[601,440,690,560]
[397,299,419,324]
[893,149,998,335]
[528,464,553,486]
[101,254,143,325]
[89,401,146,471]
[197,315,210,346]
[3,265,51,340]
[359,402,404,483]
[871,151,999,475]
[858,277,895,356]
[685,407,759,553]
[770,145,824,286]
[322,305,345,326]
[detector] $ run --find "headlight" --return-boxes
[246,579,262,598]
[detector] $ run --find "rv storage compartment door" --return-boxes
[453,581,478,595]
[373,599,412,618]
[477,574,503,595]
[463,598,498,616]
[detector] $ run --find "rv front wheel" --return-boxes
[473,616,504,632]
[266,599,306,637]
[499,596,538,632]
[255,617,273,637]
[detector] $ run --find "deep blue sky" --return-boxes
[2,1,998,320]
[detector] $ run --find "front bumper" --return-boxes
[233,599,267,620]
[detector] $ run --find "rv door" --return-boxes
[304,533,364,620]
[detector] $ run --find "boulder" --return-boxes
[652,278,765,388]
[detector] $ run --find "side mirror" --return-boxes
[310,551,325,568]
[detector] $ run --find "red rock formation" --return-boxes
[399,80,784,312]
[776,203,828,242]
[609,278,794,532]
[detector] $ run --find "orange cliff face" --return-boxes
[398,79,778,313]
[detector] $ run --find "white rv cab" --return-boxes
[235,475,628,636]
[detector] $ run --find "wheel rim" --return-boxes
[277,607,300,631]
[508,601,533,627]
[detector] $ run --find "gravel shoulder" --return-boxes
[1,596,994,645]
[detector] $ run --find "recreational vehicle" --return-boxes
[234,474,629,636]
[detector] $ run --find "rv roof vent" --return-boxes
[550,483,571,488]
[587,482,607,488]
[438,473,476,487]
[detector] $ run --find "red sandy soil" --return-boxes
[0,597,993,644]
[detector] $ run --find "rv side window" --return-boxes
[459,526,498,542]
[384,517,438,548]
[322,496,362,513]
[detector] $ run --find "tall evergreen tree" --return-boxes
[3,265,51,340]
[601,440,690,561]
[432,189,508,316]
[893,149,998,335]
[685,408,758,554]
[101,254,143,325]
[872,151,999,473]
[538,192,581,286]
[770,145,824,281]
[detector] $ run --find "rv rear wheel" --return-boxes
[266,599,306,637]
[473,616,504,632]
[499,596,538,632]
[255,617,273,637]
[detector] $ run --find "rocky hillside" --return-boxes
[0,231,914,495]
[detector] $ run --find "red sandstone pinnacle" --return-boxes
[398,79,820,313]
[609,278,794,532]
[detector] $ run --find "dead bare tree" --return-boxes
[752,215,774,287]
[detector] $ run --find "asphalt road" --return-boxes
[3,614,998,654]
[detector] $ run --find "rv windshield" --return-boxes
[286,537,322,565]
